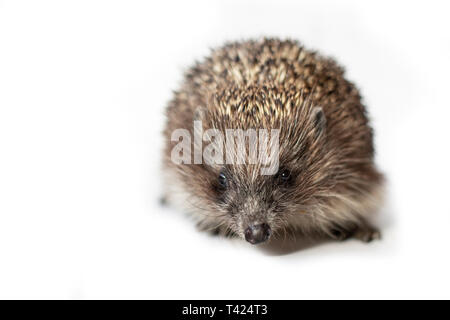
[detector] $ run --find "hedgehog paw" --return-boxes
[353,226,381,243]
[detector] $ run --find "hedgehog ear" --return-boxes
[311,106,326,136]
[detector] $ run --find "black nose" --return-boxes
[244,223,271,244]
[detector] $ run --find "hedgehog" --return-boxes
[162,38,384,245]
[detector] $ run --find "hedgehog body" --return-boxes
[163,39,383,244]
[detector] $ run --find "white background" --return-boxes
[0,0,449,299]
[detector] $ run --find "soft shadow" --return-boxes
[258,233,332,256]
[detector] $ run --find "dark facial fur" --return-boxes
[163,38,383,244]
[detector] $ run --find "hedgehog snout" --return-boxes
[244,223,271,245]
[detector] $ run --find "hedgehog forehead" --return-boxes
[224,164,274,192]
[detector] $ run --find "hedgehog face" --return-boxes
[211,165,298,244]
[195,153,327,244]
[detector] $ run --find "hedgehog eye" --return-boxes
[218,171,228,188]
[280,169,290,180]
[278,169,291,183]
